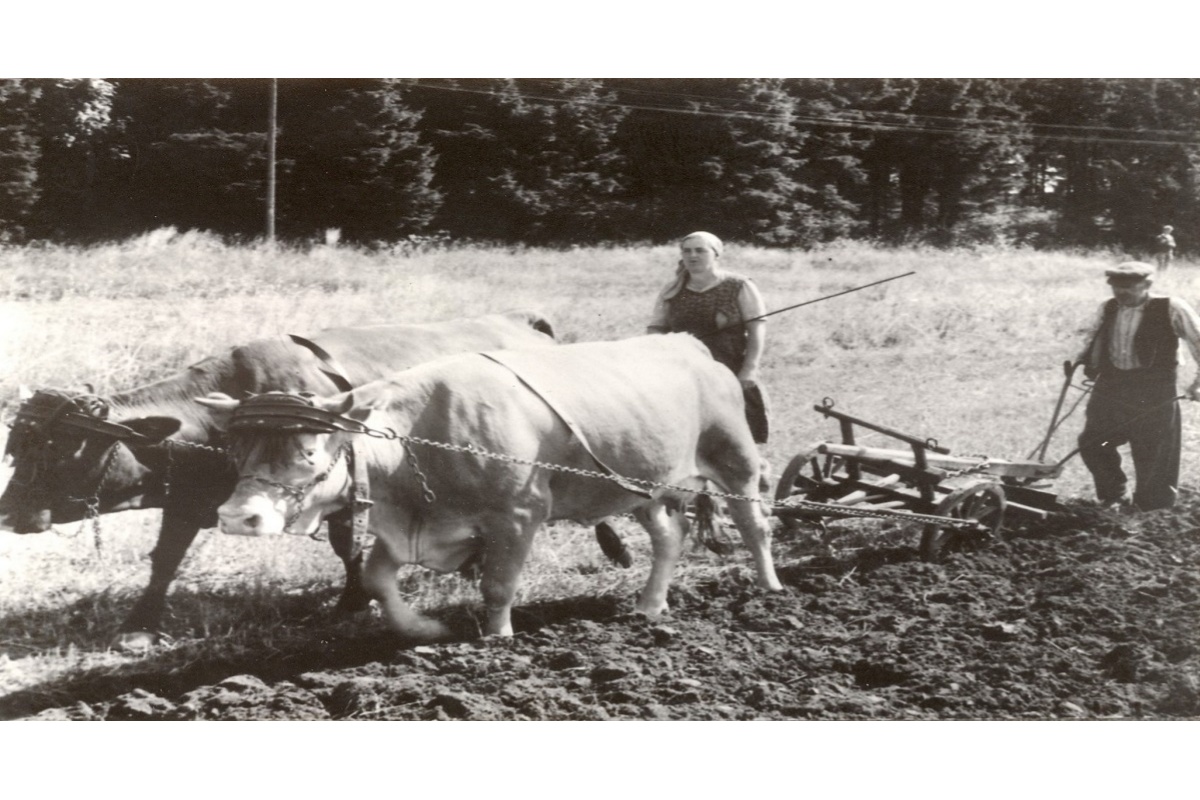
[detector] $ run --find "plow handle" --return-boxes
[1034,361,1078,463]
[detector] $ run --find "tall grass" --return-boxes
[4,230,1200,696]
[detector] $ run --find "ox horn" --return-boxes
[195,392,241,431]
[331,391,355,416]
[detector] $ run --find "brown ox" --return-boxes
[200,334,782,641]
[1,311,559,649]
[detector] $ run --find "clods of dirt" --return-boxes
[13,497,1200,720]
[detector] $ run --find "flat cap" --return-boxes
[1105,261,1155,280]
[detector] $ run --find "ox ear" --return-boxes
[122,416,182,444]
[195,392,241,431]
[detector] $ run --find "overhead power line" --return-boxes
[403,79,1200,149]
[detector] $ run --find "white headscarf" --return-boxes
[663,231,724,299]
[682,231,723,257]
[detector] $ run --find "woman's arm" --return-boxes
[737,281,768,386]
[646,284,673,333]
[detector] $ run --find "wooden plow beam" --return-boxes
[815,443,1063,481]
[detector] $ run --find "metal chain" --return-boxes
[67,444,121,555]
[241,445,349,536]
[772,496,982,528]
[167,439,226,456]
[164,439,173,499]
[221,414,986,533]
[396,430,752,500]
[938,456,996,482]
[379,431,986,531]
[84,497,103,555]
[400,439,437,503]
[161,438,228,499]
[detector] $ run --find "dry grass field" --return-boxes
[2,230,1200,723]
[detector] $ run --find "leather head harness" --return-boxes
[12,389,153,443]
[226,391,374,538]
[228,391,370,435]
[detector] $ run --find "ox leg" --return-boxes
[116,509,202,651]
[725,499,783,592]
[361,542,450,643]
[478,519,539,637]
[631,501,687,617]
[324,508,370,614]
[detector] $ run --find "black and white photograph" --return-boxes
[0,5,1194,789]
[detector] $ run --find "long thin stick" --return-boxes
[1032,361,1078,462]
[698,271,915,339]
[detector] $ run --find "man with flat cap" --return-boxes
[1074,261,1200,511]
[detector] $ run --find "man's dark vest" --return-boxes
[1096,297,1178,374]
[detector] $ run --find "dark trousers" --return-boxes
[1078,369,1181,510]
[743,383,770,444]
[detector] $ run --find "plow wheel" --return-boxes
[773,446,853,530]
[919,481,1007,562]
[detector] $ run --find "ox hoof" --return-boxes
[633,603,669,620]
[395,616,453,645]
[115,630,159,652]
[332,590,373,616]
[415,619,453,643]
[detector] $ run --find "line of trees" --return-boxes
[2,78,1198,252]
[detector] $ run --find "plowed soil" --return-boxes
[10,497,1200,721]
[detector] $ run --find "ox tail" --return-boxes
[594,520,632,568]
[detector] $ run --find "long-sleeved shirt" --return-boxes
[1077,295,1200,373]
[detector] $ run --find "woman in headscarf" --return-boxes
[647,231,770,444]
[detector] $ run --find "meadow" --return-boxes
[4,229,1200,704]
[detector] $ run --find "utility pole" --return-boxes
[266,78,277,243]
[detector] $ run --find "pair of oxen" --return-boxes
[1,311,781,648]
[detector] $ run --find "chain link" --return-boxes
[84,497,103,555]
[224,418,988,533]
[399,431,753,500]
[389,432,986,530]
[161,438,229,502]
[937,456,996,482]
[67,444,121,555]
[167,440,227,456]
[772,496,983,527]
[241,445,349,535]
[400,440,437,503]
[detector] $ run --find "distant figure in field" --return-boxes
[1155,225,1176,272]
[1074,261,1200,512]
[647,231,770,444]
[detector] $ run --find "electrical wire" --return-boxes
[403,79,1200,149]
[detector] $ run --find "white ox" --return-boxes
[199,334,782,641]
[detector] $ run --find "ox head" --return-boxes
[198,391,365,537]
[1,389,181,533]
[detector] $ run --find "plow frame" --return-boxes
[773,399,1062,561]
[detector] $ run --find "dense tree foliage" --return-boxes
[276,79,439,242]
[410,79,628,244]
[2,78,1198,252]
[0,81,42,241]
